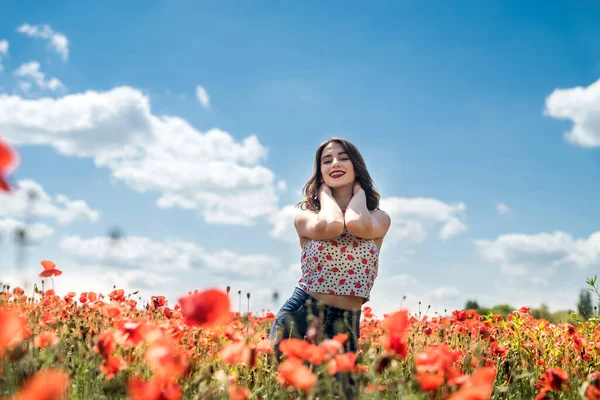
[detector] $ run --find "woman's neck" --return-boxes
[331,185,353,210]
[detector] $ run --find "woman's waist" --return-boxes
[304,290,364,310]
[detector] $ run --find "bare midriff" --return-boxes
[306,291,365,310]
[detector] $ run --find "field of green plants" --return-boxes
[1,261,599,399]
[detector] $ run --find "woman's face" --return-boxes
[319,141,355,188]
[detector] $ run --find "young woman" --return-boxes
[269,137,391,395]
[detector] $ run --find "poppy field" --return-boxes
[0,262,598,399]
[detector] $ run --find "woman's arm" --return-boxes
[294,184,345,241]
[345,183,391,239]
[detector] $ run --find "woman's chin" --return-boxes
[328,180,353,189]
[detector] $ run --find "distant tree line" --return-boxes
[464,287,599,325]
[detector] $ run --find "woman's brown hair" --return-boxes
[297,137,380,212]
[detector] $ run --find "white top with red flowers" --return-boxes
[297,227,379,303]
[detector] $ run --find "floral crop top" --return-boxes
[297,226,380,303]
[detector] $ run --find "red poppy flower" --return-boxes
[381,309,410,358]
[0,139,19,192]
[34,331,59,349]
[278,338,313,359]
[151,295,168,308]
[228,383,251,400]
[39,260,62,278]
[0,308,27,357]
[535,366,569,398]
[94,330,116,359]
[220,341,252,367]
[276,358,318,395]
[145,337,187,379]
[109,289,125,302]
[178,289,230,328]
[100,355,128,380]
[417,372,445,391]
[449,367,496,400]
[127,376,182,400]
[14,369,71,400]
[116,319,147,347]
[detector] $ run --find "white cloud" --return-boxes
[17,24,69,61]
[425,286,460,300]
[0,180,100,224]
[0,217,54,242]
[368,273,574,317]
[268,205,298,243]
[367,273,463,317]
[475,277,579,313]
[45,234,291,313]
[380,197,467,244]
[0,40,8,72]
[544,78,600,148]
[529,276,549,288]
[196,85,210,109]
[0,257,295,315]
[201,250,281,276]
[164,89,186,100]
[496,202,511,214]
[60,235,281,278]
[15,61,65,92]
[389,273,419,286]
[439,217,467,240]
[0,86,280,225]
[1,264,176,303]
[474,230,600,275]
[18,81,32,93]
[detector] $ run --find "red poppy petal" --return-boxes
[41,261,56,270]
[53,270,62,276]
[0,142,13,168]
[39,271,53,277]
[0,140,18,172]
[0,175,11,192]
[178,289,230,328]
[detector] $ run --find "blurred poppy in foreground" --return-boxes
[127,376,182,400]
[0,308,27,357]
[178,288,230,328]
[0,138,19,192]
[277,357,318,395]
[449,366,496,400]
[14,369,71,400]
[381,309,410,358]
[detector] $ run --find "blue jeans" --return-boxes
[269,287,362,398]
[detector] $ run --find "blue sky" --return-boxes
[1,0,600,316]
